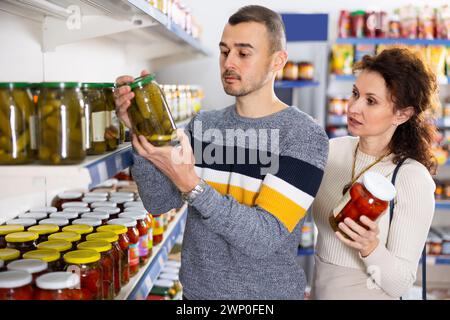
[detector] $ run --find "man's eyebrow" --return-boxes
[219,42,254,49]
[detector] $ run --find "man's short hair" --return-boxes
[228,5,286,54]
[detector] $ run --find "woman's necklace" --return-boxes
[342,143,392,195]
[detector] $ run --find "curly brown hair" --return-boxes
[353,47,439,174]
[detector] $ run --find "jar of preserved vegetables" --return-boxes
[50,212,79,223]
[152,214,164,245]
[39,218,69,231]
[0,225,24,249]
[86,231,120,296]
[83,197,107,207]
[48,232,81,249]
[37,82,86,164]
[90,201,116,210]
[107,218,138,276]
[0,248,20,267]
[63,249,102,300]
[84,192,110,198]
[81,212,110,225]
[0,270,33,300]
[62,224,93,242]
[23,249,61,272]
[6,218,37,228]
[61,201,88,210]
[81,83,107,155]
[127,74,177,146]
[63,207,91,214]
[102,83,120,150]
[98,223,129,286]
[7,259,48,285]
[34,271,83,300]
[0,82,36,164]
[72,218,102,228]
[28,224,59,244]
[119,212,150,265]
[6,231,38,256]
[77,240,114,300]
[52,192,83,211]
[37,240,72,270]
[94,207,120,220]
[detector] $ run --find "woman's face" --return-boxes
[347,70,398,138]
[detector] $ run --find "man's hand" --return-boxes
[132,129,200,193]
[114,70,150,129]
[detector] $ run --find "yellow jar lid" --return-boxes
[77,240,111,253]
[5,231,39,243]
[0,248,20,261]
[28,224,59,235]
[48,232,81,243]
[86,231,118,243]
[23,249,60,263]
[37,240,72,252]
[0,225,24,235]
[97,225,127,235]
[63,249,100,264]
[62,224,93,235]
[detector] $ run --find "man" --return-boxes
[114,5,328,299]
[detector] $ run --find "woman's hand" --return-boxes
[335,215,381,257]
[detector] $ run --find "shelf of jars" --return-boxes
[0,0,209,63]
[436,201,450,211]
[424,255,450,266]
[274,80,320,89]
[115,204,187,300]
[335,38,450,46]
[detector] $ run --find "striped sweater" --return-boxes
[131,105,329,299]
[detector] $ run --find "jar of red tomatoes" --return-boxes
[0,270,34,300]
[28,224,60,244]
[94,207,121,219]
[6,232,39,256]
[63,249,102,300]
[152,214,164,245]
[34,271,84,300]
[62,224,94,242]
[86,231,121,297]
[0,248,21,269]
[39,218,70,231]
[23,249,61,272]
[52,192,83,211]
[37,240,72,270]
[330,172,396,235]
[48,232,81,249]
[72,218,102,228]
[81,212,110,225]
[7,259,48,286]
[0,225,24,249]
[119,212,151,265]
[107,218,139,277]
[98,223,129,287]
[77,240,114,300]
[49,212,80,223]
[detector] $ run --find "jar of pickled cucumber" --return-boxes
[102,83,120,150]
[81,83,108,155]
[127,75,178,146]
[37,82,86,164]
[0,82,37,164]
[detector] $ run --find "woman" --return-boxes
[311,47,438,299]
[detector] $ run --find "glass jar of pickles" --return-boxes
[37,82,86,164]
[127,74,177,146]
[81,83,108,155]
[0,82,37,164]
[0,225,24,249]
[28,224,60,244]
[23,249,61,272]
[62,224,93,242]
[102,83,120,150]
[5,231,38,256]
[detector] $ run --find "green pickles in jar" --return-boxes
[37,82,86,165]
[102,83,120,150]
[128,75,177,146]
[0,83,37,164]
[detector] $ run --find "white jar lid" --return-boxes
[7,259,48,274]
[124,208,147,214]
[39,218,69,227]
[94,179,118,188]
[63,207,91,213]
[36,272,80,290]
[57,192,83,200]
[62,202,88,209]
[72,218,102,227]
[119,212,146,220]
[50,212,79,220]
[107,218,136,228]
[18,212,48,220]
[83,197,107,203]
[29,207,57,214]
[93,207,120,214]
[124,201,144,208]
[117,181,131,187]
[153,279,174,288]
[161,266,180,275]
[362,171,396,202]
[159,272,179,281]
[91,201,117,209]
[82,212,109,220]
[112,192,134,197]
[6,218,37,227]
[109,198,131,204]
[84,192,109,198]
[164,260,181,268]
[0,270,32,288]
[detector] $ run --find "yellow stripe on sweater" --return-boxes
[255,184,307,232]
[205,181,259,206]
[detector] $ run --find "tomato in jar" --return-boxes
[0,270,33,300]
[107,218,138,276]
[7,259,48,286]
[34,271,83,300]
[119,212,150,265]
[152,215,164,245]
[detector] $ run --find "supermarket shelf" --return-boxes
[331,74,356,81]
[435,201,450,210]
[335,37,450,46]
[274,80,320,89]
[115,204,187,300]
[327,115,347,126]
[424,255,450,266]
[298,248,315,256]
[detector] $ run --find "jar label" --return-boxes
[148,227,153,250]
[29,115,37,150]
[153,216,164,236]
[139,234,149,257]
[129,243,139,266]
[332,189,352,218]
[92,111,106,142]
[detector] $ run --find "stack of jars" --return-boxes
[161,84,203,122]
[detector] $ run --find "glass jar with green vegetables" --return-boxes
[102,83,120,150]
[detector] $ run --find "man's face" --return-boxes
[219,22,275,97]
